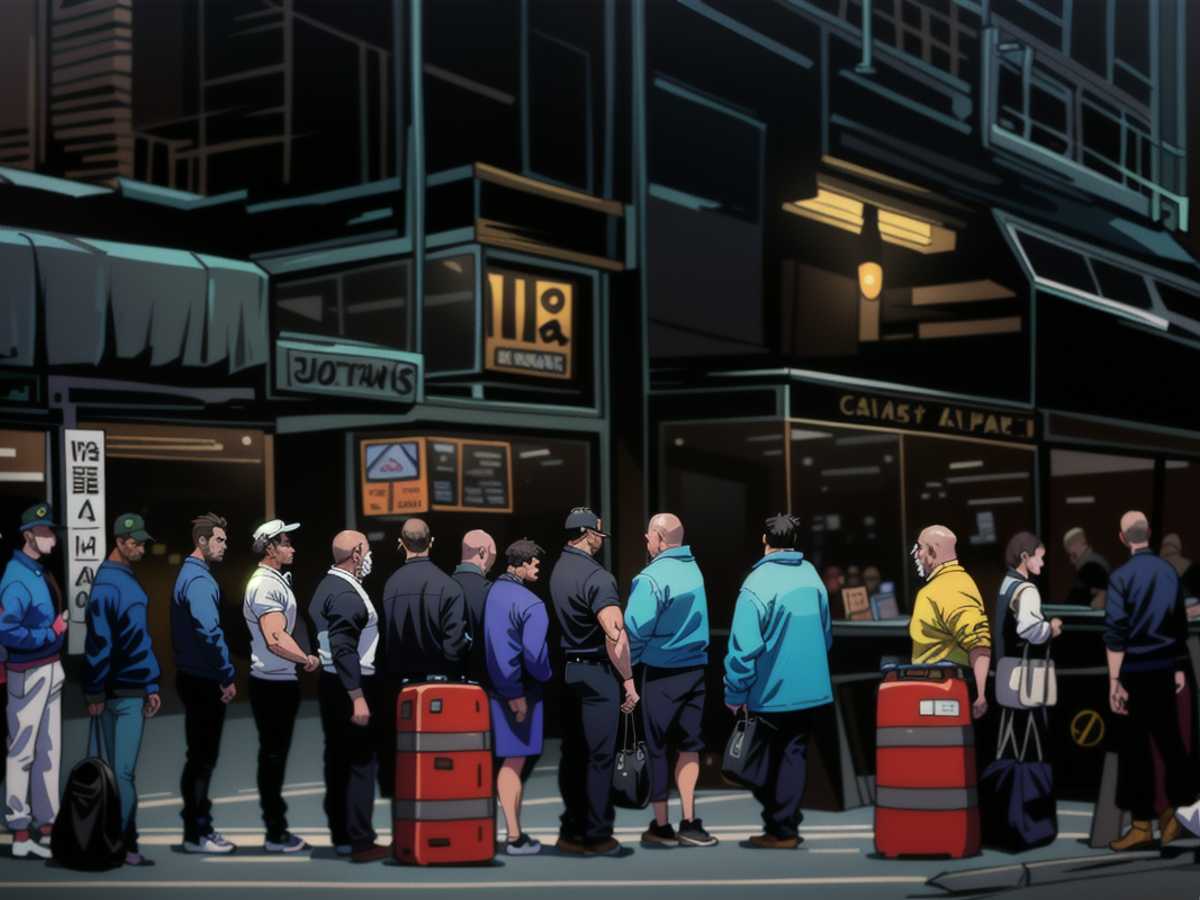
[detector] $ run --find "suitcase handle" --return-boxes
[434,757,454,771]
[881,663,963,683]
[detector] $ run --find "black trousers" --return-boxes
[249,678,301,842]
[750,708,818,839]
[317,672,378,850]
[558,660,620,843]
[1116,668,1197,820]
[176,672,228,842]
[641,665,707,803]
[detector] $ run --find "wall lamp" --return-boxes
[858,204,883,300]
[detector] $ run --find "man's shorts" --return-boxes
[641,664,707,757]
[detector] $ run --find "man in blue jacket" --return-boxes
[724,513,832,849]
[0,502,68,860]
[625,513,716,848]
[171,512,238,854]
[84,513,162,866]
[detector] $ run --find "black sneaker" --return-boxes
[677,818,718,847]
[641,820,679,846]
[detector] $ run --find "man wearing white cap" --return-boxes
[243,518,318,853]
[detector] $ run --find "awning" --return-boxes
[0,228,268,372]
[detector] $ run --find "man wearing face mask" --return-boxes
[243,519,317,854]
[0,503,68,860]
[311,530,388,863]
[909,525,992,720]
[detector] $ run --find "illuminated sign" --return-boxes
[360,436,513,517]
[484,270,573,380]
[275,333,422,404]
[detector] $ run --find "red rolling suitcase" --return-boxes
[394,680,495,865]
[874,664,981,859]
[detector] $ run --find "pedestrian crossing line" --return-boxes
[201,857,312,863]
[809,849,861,854]
[137,792,174,800]
[0,876,932,890]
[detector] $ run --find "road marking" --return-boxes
[142,787,325,810]
[202,857,312,863]
[0,876,930,890]
[809,849,861,854]
[137,792,174,800]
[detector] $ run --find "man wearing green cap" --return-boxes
[0,502,68,860]
[83,513,163,866]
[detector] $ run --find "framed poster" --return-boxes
[484,269,574,380]
[360,438,429,515]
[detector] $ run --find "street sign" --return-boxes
[63,428,105,656]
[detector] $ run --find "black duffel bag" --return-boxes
[721,712,776,790]
[611,712,651,809]
[979,709,1058,853]
[51,718,126,870]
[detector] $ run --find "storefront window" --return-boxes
[274,259,411,349]
[0,430,47,550]
[1046,449,1155,604]
[661,421,788,630]
[789,425,906,618]
[904,436,1036,614]
[424,253,479,375]
[1161,459,1200,601]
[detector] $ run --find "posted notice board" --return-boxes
[360,436,513,516]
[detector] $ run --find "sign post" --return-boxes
[63,428,105,656]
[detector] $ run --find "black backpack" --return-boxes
[51,718,126,870]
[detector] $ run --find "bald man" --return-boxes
[454,529,498,688]
[310,531,388,862]
[1063,527,1110,609]
[909,525,992,719]
[625,514,715,847]
[1103,511,1197,851]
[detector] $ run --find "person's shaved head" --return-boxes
[332,530,367,564]
[1119,510,1150,549]
[649,513,684,546]
[913,525,957,580]
[401,518,432,555]
[461,529,497,574]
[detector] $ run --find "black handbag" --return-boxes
[51,718,126,871]
[979,709,1058,852]
[721,712,776,790]
[611,712,651,809]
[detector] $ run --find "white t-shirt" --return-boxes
[244,565,299,681]
[319,567,378,677]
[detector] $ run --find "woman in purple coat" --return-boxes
[484,539,553,856]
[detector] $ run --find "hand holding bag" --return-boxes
[721,711,776,790]
[611,712,651,809]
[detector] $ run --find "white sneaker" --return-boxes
[1176,799,1200,838]
[183,832,237,854]
[12,838,52,860]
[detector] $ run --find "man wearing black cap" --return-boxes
[84,513,162,866]
[549,507,638,856]
[0,502,68,859]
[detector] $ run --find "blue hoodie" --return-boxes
[171,556,236,684]
[724,550,832,713]
[0,550,64,666]
[625,545,710,669]
[84,560,162,701]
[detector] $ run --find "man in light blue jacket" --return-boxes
[625,513,715,849]
[723,513,832,849]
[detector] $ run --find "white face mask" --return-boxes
[358,550,373,580]
[34,535,55,556]
[911,543,926,580]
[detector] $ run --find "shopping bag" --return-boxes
[611,712,650,810]
[721,713,775,790]
[51,717,126,871]
[996,641,1057,709]
[979,710,1057,852]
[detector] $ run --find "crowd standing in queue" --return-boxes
[0,499,1198,866]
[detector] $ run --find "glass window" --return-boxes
[528,30,591,190]
[904,436,1036,616]
[1089,259,1153,311]
[1162,459,1200,602]
[789,426,906,618]
[273,260,410,350]
[1046,449,1154,605]
[661,422,788,631]
[424,254,479,374]
[0,430,46,551]
[1016,231,1096,294]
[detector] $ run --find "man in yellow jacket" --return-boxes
[909,525,992,720]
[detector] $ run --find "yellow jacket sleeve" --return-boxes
[940,582,992,652]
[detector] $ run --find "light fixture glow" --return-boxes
[859,261,883,300]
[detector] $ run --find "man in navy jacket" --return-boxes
[84,513,162,866]
[1105,510,1199,851]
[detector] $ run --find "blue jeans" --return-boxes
[99,696,145,846]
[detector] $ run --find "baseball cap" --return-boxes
[253,519,301,543]
[113,513,155,542]
[20,502,57,532]
[564,507,609,538]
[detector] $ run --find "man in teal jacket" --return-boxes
[625,513,715,849]
[723,513,832,849]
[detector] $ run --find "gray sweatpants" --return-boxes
[5,660,63,830]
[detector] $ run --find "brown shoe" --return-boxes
[1109,821,1154,852]
[749,833,800,849]
[555,836,588,856]
[351,844,391,863]
[1160,809,1183,847]
[584,837,622,856]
